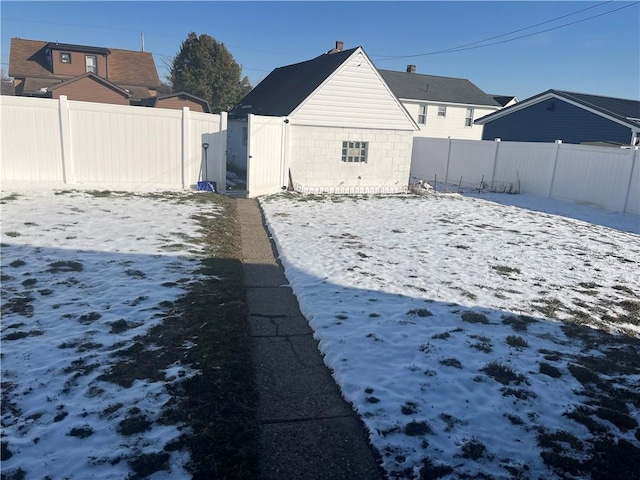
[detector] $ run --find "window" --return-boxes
[465,107,474,127]
[418,105,427,125]
[85,55,97,74]
[438,106,447,117]
[60,52,71,64]
[341,141,368,163]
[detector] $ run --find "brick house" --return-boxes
[8,38,161,104]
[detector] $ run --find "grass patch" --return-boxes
[48,260,83,273]
[461,437,487,460]
[99,194,258,479]
[539,362,563,378]
[405,421,433,436]
[469,334,493,353]
[431,331,451,340]
[492,265,521,275]
[408,308,433,317]
[461,311,489,324]
[506,335,528,348]
[440,358,463,369]
[502,314,538,331]
[68,426,94,439]
[481,361,527,385]
[9,260,26,268]
[401,402,418,415]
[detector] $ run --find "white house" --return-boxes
[228,42,418,195]
[379,66,503,140]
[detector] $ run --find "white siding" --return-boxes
[288,125,413,192]
[291,50,416,131]
[403,100,498,140]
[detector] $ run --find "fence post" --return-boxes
[490,138,501,186]
[181,107,190,190]
[217,111,228,192]
[623,146,638,214]
[58,95,74,184]
[444,136,452,184]
[547,140,562,198]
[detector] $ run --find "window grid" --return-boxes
[85,55,97,74]
[418,105,427,125]
[465,107,474,127]
[341,141,368,163]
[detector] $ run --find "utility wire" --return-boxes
[373,1,638,61]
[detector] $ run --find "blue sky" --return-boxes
[2,1,639,101]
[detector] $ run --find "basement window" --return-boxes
[60,52,71,64]
[341,141,368,163]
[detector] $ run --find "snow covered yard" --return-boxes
[0,188,225,479]
[260,193,640,480]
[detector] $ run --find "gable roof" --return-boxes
[229,47,361,118]
[378,69,501,107]
[8,38,161,89]
[139,92,211,113]
[475,89,640,128]
[48,72,132,97]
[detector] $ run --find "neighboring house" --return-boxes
[475,89,640,146]
[228,41,418,193]
[136,92,211,113]
[379,66,501,140]
[8,37,161,104]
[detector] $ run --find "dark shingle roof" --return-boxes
[476,89,640,128]
[556,90,640,126]
[378,70,500,107]
[229,47,360,119]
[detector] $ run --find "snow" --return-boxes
[2,184,638,479]
[260,192,640,479]
[1,187,217,479]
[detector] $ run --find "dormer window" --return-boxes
[60,52,71,64]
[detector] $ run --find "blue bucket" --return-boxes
[197,181,216,192]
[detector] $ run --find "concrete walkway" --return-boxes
[236,198,384,480]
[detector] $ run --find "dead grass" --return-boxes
[92,193,258,479]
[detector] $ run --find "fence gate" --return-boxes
[246,114,286,198]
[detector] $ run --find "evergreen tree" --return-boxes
[170,33,251,113]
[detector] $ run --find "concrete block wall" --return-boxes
[288,125,413,191]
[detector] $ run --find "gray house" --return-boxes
[475,89,640,146]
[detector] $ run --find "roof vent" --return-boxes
[407,65,416,74]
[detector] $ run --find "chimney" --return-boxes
[336,40,344,52]
[407,65,416,73]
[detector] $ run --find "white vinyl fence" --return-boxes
[1,95,227,191]
[412,137,639,215]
